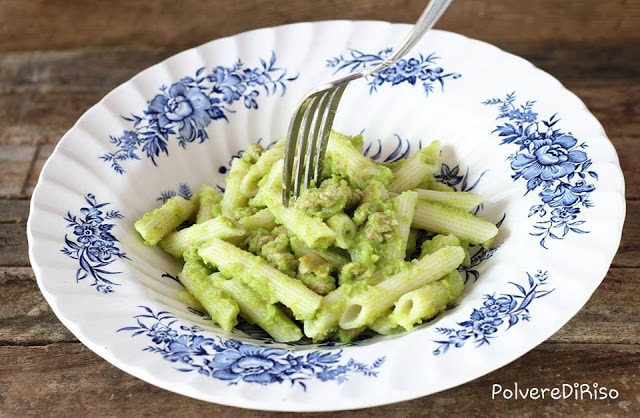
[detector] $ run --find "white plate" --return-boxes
[27,20,625,411]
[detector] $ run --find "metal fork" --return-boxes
[282,0,453,205]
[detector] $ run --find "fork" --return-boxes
[282,0,453,205]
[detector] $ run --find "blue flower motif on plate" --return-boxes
[60,193,129,293]
[432,270,554,355]
[101,52,298,174]
[118,307,385,389]
[484,92,597,248]
[156,183,193,203]
[326,48,461,95]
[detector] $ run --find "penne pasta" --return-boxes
[198,238,322,321]
[211,273,303,342]
[133,130,499,343]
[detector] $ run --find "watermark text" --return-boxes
[491,382,619,400]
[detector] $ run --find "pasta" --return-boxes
[133,130,499,343]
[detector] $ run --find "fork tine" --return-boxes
[283,97,310,205]
[283,85,346,206]
[311,84,347,185]
[303,89,334,190]
[292,93,322,198]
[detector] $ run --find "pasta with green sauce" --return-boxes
[134,130,498,343]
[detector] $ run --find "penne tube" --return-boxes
[303,281,370,342]
[211,273,303,342]
[388,270,464,331]
[388,140,440,193]
[339,245,465,329]
[412,200,498,248]
[237,207,276,230]
[327,213,357,249]
[134,195,197,246]
[220,157,253,217]
[179,250,239,332]
[325,130,393,188]
[387,190,418,260]
[195,184,223,223]
[240,142,284,197]
[253,160,336,249]
[413,188,484,212]
[158,215,245,258]
[198,238,322,321]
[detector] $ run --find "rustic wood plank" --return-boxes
[0,342,637,416]
[0,223,30,267]
[0,267,75,345]
[0,0,637,53]
[504,42,640,84]
[0,197,29,223]
[613,200,640,268]
[549,268,640,344]
[23,143,54,197]
[0,47,171,94]
[0,91,102,146]
[0,144,36,197]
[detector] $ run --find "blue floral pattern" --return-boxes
[484,92,597,248]
[118,307,385,388]
[326,48,461,95]
[101,53,297,173]
[432,270,554,354]
[60,193,129,293]
[157,183,193,203]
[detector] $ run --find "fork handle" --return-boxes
[363,0,453,77]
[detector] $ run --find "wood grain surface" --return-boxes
[1,0,638,416]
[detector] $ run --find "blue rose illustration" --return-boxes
[434,271,555,354]
[484,93,597,248]
[209,346,293,384]
[119,307,385,388]
[148,82,212,143]
[511,134,588,190]
[327,48,460,96]
[102,53,297,173]
[419,66,444,81]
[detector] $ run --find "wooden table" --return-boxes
[1,1,638,416]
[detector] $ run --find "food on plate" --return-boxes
[134,131,498,342]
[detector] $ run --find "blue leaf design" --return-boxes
[327,47,460,97]
[60,193,129,293]
[484,92,597,248]
[101,52,298,173]
[118,307,385,388]
[432,270,554,354]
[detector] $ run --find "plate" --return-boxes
[27,20,625,411]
